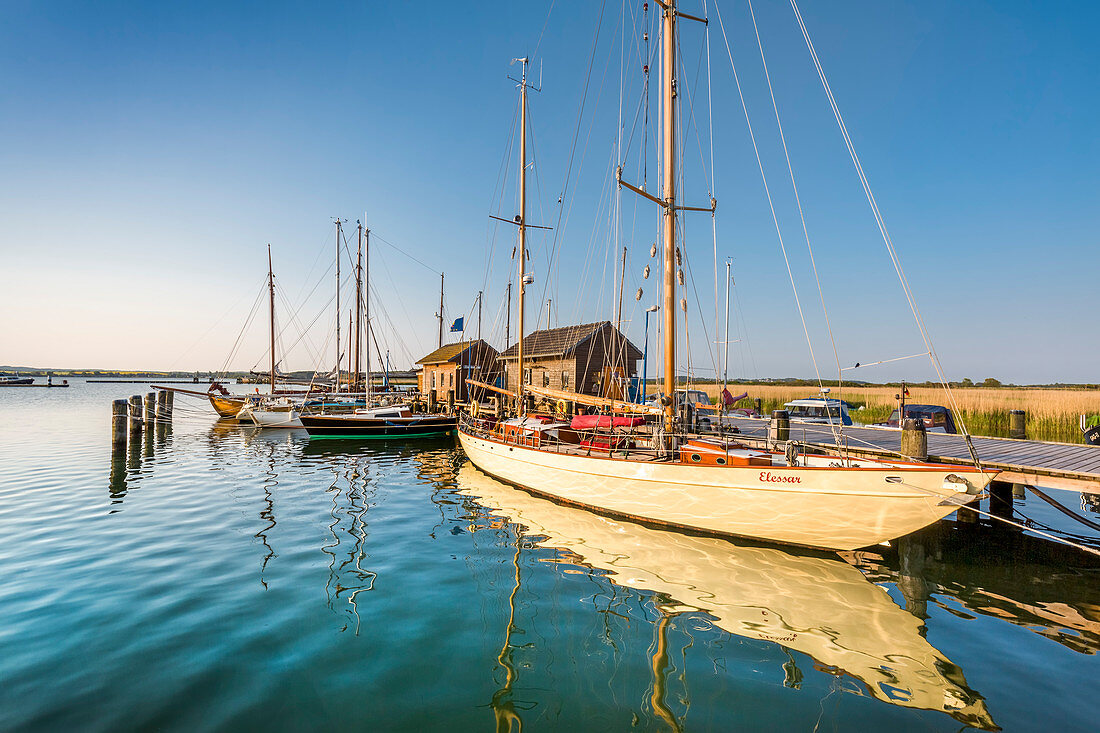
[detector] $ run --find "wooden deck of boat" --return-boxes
[725,417,1100,492]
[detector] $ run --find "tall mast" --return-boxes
[355,221,363,391]
[335,219,342,392]
[723,260,731,396]
[438,273,445,348]
[517,57,529,416]
[364,218,371,400]
[615,245,627,394]
[505,281,511,349]
[477,290,483,341]
[660,1,678,432]
[267,244,276,395]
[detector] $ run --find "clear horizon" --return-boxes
[2,1,1096,384]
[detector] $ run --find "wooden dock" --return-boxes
[725,417,1100,493]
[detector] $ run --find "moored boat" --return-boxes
[458,414,992,551]
[301,404,455,439]
[459,12,998,553]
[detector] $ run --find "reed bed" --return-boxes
[690,384,1100,444]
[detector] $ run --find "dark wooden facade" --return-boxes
[497,321,642,399]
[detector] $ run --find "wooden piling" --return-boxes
[111,399,128,452]
[165,390,174,420]
[770,409,790,444]
[156,390,168,422]
[128,395,143,436]
[989,480,1015,520]
[900,418,928,461]
[753,398,762,416]
[144,392,156,425]
[1008,410,1027,440]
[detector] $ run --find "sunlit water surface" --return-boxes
[1,382,1098,731]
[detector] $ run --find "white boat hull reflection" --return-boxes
[457,463,996,730]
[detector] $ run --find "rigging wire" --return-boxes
[747,0,843,395]
[713,0,843,451]
[788,0,981,469]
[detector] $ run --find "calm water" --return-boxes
[1,382,1098,731]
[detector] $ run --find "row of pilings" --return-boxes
[111,391,173,451]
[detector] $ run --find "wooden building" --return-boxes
[497,321,642,399]
[416,340,500,404]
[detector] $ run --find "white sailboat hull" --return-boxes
[458,428,995,551]
[238,405,303,428]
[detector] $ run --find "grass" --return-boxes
[683,383,1100,444]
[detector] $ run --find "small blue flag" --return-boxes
[450,317,464,332]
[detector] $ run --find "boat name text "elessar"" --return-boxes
[760,471,801,484]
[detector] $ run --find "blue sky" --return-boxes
[1,0,1096,383]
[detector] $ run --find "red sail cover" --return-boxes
[570,415,645,430]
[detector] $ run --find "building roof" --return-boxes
[499,321,642,361]
[416,339,498,366]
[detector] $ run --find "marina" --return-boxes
[2,381,1098,731]
[4,1,1099,731]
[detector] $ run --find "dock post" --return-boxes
[754,398,762,416]
[165,390,174,421]
[156,390,168,422]
[447,391,455,415]
[989,480,1014,520]
[1008,410,1027,440]
[128,395,143,437]
[769,410,790,447]
[144,392,156,425]
[900,418,928,461]
[111,399,128,453]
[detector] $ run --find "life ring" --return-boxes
[471,401,480,418]
[556,399,568,415]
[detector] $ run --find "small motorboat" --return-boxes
[782,397,854,426]
[237,398,303,428]
[0,374,34,386]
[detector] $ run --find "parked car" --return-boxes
[874,404,957,434]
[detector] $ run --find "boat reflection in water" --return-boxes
[456,462,996,731]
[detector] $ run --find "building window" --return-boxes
[542,371,550,387]
[431,373,436,389]
[524,368,532,385]
[449,372,454,387]
[561,371,569,388]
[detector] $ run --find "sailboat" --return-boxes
[458,6,996,552]
[234,245,306,427]
[458,463,996,729]
[298,219,458,439]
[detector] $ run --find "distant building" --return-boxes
[416,340,500,403]
[497,321,641,399]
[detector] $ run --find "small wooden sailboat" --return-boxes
[458,13,996,552]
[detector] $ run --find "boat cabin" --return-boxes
[880,404,957,434]
[782,398,853,426]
